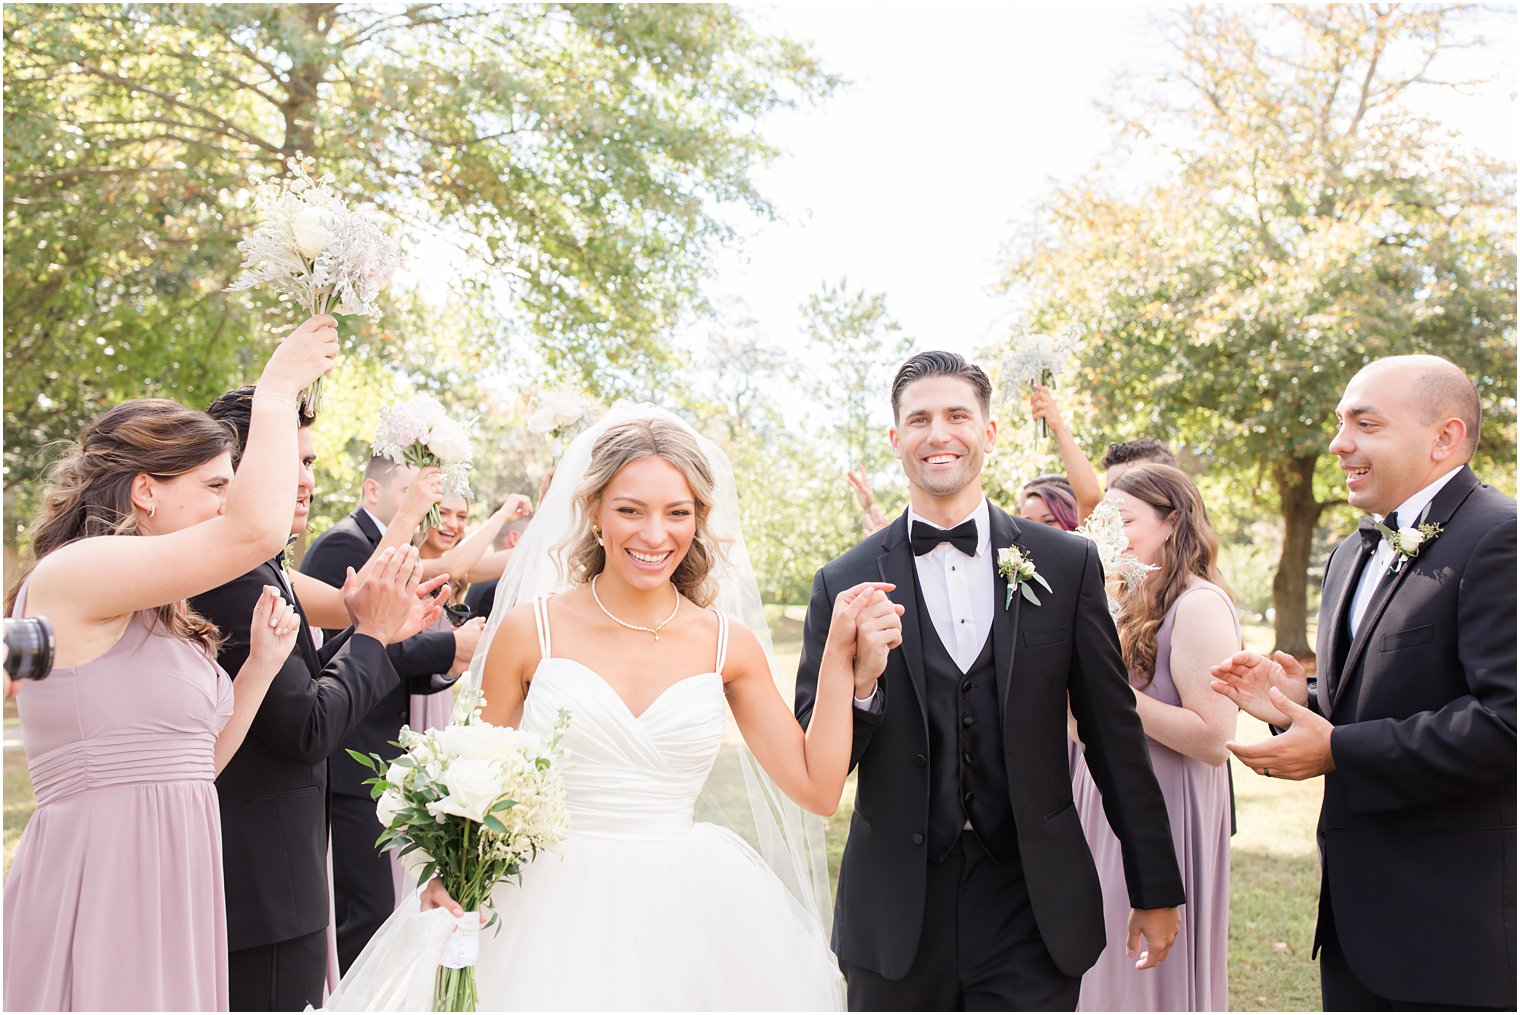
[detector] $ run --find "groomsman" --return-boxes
[301,456,484,969]
[192,390,442,1009]
[1214,355,1515,1010]
[797,351,1184,1010]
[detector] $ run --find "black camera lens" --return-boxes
[4,616,55,681]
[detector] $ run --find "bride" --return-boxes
[327,405,903,1011]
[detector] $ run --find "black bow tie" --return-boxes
[911,519,978,557]
[1358,511,1398,556]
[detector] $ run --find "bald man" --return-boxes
[1213,355,1515,1010]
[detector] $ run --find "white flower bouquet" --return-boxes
[226,154,401,412]
[999,332,1071,439]
[348,691,571,1012]
[1075,495,1158,615]
[371,394,474,531]
[525,390,589,460]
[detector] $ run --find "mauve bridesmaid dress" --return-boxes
[5,581,233,1011]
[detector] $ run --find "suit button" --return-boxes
[912,833,925,846]
[961,680,973,692]
[962,752,974,765]
[913,754,927,767]
[961,716,974,728]
[964,791,975,805]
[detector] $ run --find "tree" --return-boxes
[3,3,836,534]
[798,279,913,475]
[1004,5,1516,655]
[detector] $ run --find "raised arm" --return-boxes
[27,316,338,627]
[1030,384,1102,522]
[734,583,898,815]
[421,496,530,581]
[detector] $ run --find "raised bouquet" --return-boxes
[349,690,571,1012]
[525,389,590,461]
[999,332,1071,440]
[1075,495,1158,615]
[371,394,474,532]
[226,154,401,412]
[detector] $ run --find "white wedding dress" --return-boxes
[326,601,846,1011]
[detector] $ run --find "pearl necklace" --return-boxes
[591,574,681,641]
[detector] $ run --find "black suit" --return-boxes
[797,505,1184,1010]
[191,559,400,1010]
[298,509,459,969]
[1308,465,1515,1010]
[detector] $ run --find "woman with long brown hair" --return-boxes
[1070,464,1239,1012]
[3,317,342,1012]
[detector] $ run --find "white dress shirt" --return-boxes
[1348,467,1462,637]
[361,507,390,537]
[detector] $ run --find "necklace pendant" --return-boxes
[654,632,660,641]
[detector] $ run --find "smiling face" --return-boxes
[140,451,235,534]
[291,426,316,537]
[592,456,698,593]
[1329,362,1460,517]
[422,496,469,556]
[890,375,996,517]
[1112,488,1172,568]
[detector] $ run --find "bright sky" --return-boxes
[696,1,1516,373]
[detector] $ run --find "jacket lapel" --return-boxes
[987,505,1023,716]
[877,512,928,737]
[263,558,319,673]
[1332,466,1480,711]
[352,508,382,548]
[1318,538,1361,710]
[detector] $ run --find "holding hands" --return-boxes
[825,582,904,698]
[246,586,303,673]
[1211,650,1334,780]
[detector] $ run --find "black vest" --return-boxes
[917,580,1017,863]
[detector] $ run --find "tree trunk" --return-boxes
[279,5,338,158]
[1271,455,1319,658]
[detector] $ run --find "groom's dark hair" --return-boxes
[206,385,319,469]
[890,351,992,421]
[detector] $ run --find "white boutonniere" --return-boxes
[1376,520,1443,575]
[997,545,1052,608]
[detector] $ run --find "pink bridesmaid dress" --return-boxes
[4,582,234,1011]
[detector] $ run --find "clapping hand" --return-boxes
[344,545,425,643]
[246,586,302,672]
[1209,649,1309,727]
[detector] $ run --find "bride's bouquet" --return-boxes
[999,332,1071,440]
[226,154,401,412]
[349,690,571,1012]
[1075,495,1158,616]
[371,394,474,532]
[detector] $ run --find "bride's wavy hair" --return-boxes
[6,399,234,653]
[1112,464,1230,687]
[561,418,729,608]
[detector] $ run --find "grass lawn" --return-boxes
[3,610,1324,1009]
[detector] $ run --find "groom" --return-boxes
[1213,354,1515,1010]
[797,351,1184,1010]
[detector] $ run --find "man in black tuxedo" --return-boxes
[796,352,1185,1010]
[300,455,484,969]
[192,390,444,1010]
[1215,355,1515,1010]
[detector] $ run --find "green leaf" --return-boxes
[1033,573,1054,594]
[482,815,508,835]
[490,798,518,812]
[1020,583,1042,606]
[346,749,378,772]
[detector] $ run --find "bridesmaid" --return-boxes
[3,316,338,1011]
[1071,464,1239,1012]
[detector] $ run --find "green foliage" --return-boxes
[3,3,836,541]
[1001,5,1515,648]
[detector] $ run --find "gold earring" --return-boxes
[592,525,603,547]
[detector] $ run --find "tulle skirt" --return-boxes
[326,822,845,1011]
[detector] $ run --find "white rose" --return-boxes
[290,204,330,261]
[525,406,558,434]
[1397,526,1425,551]
[375,787,404,827]
[431,759,504,823]
[427,417,474,463]
[407,394,447,428]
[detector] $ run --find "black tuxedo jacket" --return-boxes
[796,504,1184,980]
[191,560,400,950]
[299,509,458,797]
[1309,465,1515,1008]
